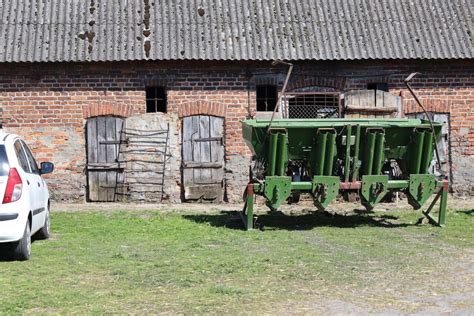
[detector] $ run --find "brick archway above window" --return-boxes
[178,101,227,118]
[252,74,282,86]
[83,102,134,119]
[287,76,346,91]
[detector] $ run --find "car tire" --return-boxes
[35,206,51,240]
[12,220,31,261]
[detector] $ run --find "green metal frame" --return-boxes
[241,179,448,230]
[312,176,340,211]
[263,176,292,210]
[360,175,388,210]
[407,174,436,209]
[240,118,447,230]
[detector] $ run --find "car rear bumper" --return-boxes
[0,213,19,221]
[0,203,28,243]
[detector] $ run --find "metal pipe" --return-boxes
[267,132,278,176]
[324,131,336,176]
[276,132,288,176]
[372,132,385,175]
[314,132,327,176]
[409,129,425,174]
[352,125,361,181]
[420,131,433,174]
[267,60,293,133]
[344,125,352,182]
[363,131,376,175]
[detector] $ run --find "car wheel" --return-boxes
[35,206,51,240]
[12,220,31,261]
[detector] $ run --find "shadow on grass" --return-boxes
[0,244,16,262]
[183,209,414,231]
[458,209,473,216]
[0,239,40,262]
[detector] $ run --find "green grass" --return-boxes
[0,207,472,314]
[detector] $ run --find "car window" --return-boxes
[0,145,9,176]
[21,141,40,174]
[14,140,31,173]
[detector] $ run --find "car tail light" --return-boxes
[2,168,23,204]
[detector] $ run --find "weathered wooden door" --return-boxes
[86,116,124,202]
[182,115,224,202]
[345,90,401,118]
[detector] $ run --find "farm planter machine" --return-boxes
[241,118,448,230]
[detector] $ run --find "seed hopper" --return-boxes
[240,118,448,229]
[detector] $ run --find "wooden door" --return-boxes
[86,116,124,202]
[182,115,224,202]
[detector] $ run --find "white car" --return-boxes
[0,132,54,260]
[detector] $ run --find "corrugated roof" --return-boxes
[0,0,472,63]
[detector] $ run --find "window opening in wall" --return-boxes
[146,86,167,113]
[367,82,389,92]
[256,85,278,111]
[282,92,341,118]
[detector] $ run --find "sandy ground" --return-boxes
[52,194,473,214]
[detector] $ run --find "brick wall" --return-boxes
[0,59,473,201]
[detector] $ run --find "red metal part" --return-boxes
[442,179,449,190]
[339,181,362,190]
[247,183,254,196]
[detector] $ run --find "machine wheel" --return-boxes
[12,220,31,261]
[35,206,51,240]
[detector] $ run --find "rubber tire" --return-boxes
[35,206,51,240]
[12,220,31,261]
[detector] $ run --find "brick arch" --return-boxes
[83,102,135,119]
[287,76,346,91]
[251,74,282,87]
[144,77,169,87]
[178,100,227,118]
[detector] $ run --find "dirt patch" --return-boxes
[52,195,473,214]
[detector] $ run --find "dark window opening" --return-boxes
[146,86,167,113]
[367,82,389,92]
[256,85,278,111]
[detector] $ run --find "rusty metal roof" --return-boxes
[0,0,472,62]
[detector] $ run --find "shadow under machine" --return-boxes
[240,72,448,230]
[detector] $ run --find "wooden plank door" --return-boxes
[86,116,124,202]
[182,115,224,202]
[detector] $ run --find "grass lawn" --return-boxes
[0,206,472,314]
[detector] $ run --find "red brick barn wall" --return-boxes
[0,61,255,202]
[0,60,472,202]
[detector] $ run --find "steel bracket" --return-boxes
[263,176,292,210]
[407,174,436,209]
[312,176,340,211]
[361,175,388,210]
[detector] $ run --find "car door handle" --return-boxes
[27,180,30,185]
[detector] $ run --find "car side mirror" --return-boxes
[40,162,54,175]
